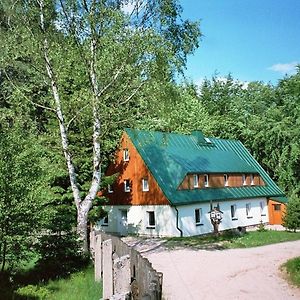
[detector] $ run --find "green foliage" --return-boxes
[283,257,300,287]
[257,221,267,232]
[0,123,45,272]
[283,196,300,231]
[16,285,50,299]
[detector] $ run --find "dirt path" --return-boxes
[143,240,300,300]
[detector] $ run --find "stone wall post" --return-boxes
[103,239,113,299]
[113,254,131,297]
[90,229,96,258]
[95,234,102,282]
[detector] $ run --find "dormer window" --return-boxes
[123,148,129,161]
[142,178,149,192]
[102,215,108,226]
[242,174,247,186]
[124,179,130,192]
[224,174,228,186]
[193,174,199,188]
[204,174,209,188]
[108,184,113,193]
[250,174,254,185]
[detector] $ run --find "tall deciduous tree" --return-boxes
[1,0,200,252]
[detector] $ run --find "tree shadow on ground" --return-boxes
[0,256,90,300]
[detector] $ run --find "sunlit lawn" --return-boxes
[164,230,300,250]
[283,257,300,288]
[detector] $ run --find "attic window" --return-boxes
[204,137,212,143]
[204,174,209,188]
[108,184,113,193]
[123,148,129,161]
[102,215,108,226]
[224,174,229,187]
[250,174,254,186]
[242,174,247,186]
[193,174,199,188]
[124,179,130,192]
[142,178,149,192]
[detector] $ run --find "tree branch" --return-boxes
[2,69,56,113]
[118,81,145,106]
[66,103,90,130]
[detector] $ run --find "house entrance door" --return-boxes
[118,209,128,236]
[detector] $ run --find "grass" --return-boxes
[164,230,300,250]
[45,265,102,300]
[283,257,300,288]
[15,265,102,300]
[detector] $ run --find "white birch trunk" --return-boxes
[39,0,103,253]
[76,4,103,252]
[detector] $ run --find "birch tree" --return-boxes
[1,0,200,252]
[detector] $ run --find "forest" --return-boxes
[0,0,300,296]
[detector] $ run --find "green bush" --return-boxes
[283,195,300,231]
[15,284,50,299]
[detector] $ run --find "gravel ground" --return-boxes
[141,240,300,300]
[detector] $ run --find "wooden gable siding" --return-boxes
[178,173,265,190]
[102,133,169,206]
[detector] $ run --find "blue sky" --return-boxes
[180,0,300,85]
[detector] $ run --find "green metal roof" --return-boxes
[270,196,288,204]
[125,128,285,206]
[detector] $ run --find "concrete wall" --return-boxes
[96,198,269,237]
[91,230,163,300]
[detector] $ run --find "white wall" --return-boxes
[178,197,269,236]
[96,198,269,237]
[96,205,180,237]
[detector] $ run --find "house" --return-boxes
[96,128,286,237]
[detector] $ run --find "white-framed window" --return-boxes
[147,211,155,228]
[246,203,252,218]
[250,174,254,185]
[102,214,108,226]
[260,201,266,216]
[195,208,202,225]
[108,184,113,193]
[123,148,129,161]
[204,174,209,187]
[242,174,247,186]
[231,204,237,220]
[124,179,130,192]
[224,174,229,186]
[142,178,149,192]
[193,174,199,188]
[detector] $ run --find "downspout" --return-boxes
[174,206,183,237]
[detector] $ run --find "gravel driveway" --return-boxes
[143,240,300,300]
